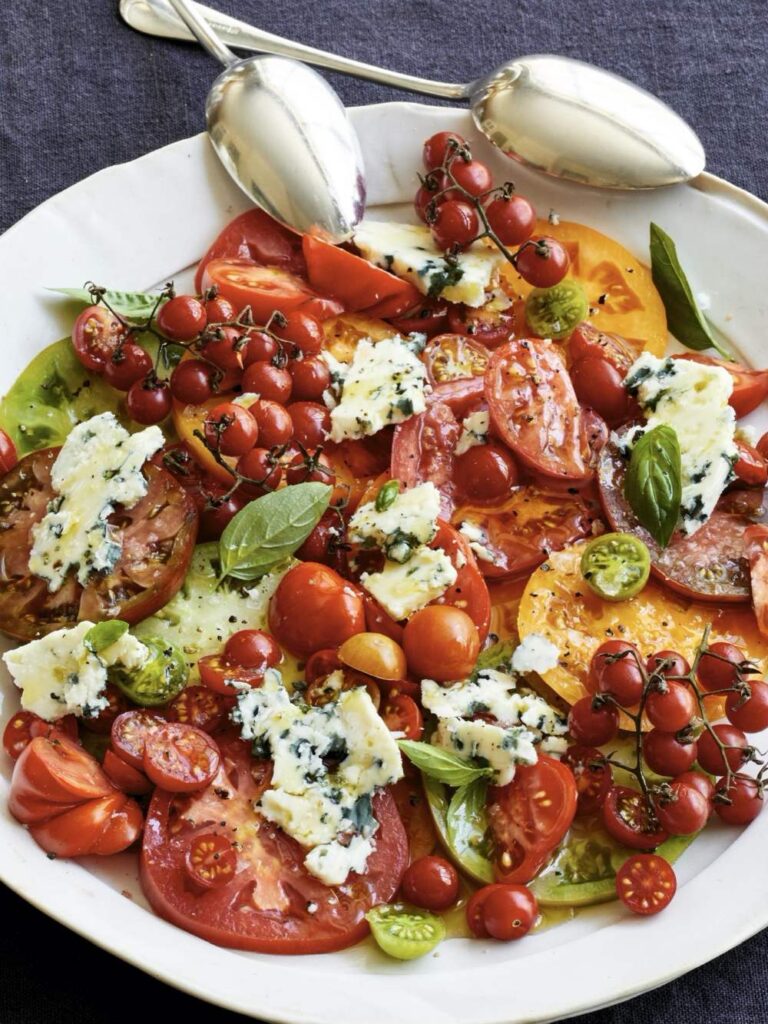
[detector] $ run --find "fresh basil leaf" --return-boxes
[49,287,167,318]
[446,778,492,864]
[421,774,495,885]
[219,482,332,581]
[397,739,492,787]
[84,619,129,654]
[375,479,400,512]
[649,224,730,358]
[474,640,516,674]
[624,424,682,548]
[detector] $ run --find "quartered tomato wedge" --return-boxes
[423,333,489,385]
[675,353,768,419]
[0,449,197,641]
[486,339,592,483]
[487,755,577,884]
[598,431,757,602]
[29,791,139,857]
[201,259,343,323]
[141,733,407,953]
[194,208,306,293]
[430,521,491,641]
[381,694,423,740]
[302,236,420,317]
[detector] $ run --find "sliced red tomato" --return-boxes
[389,297,449,337]
[567,321,637,372]
[89,795,144,855]
[29,791,138,857]
[167,685,232,733]
[140,733,408,953]
[745,524,768,637]
[486,339,592,482]
[675,353,768,419]
[487,755,577,883]
[198,654,269,696]
[0,449,197,641]
[143,723,221,793]
[598,431,756,602]
[452,485,599,580]
[423,333,490,385]
[303,236,420,317]
[381,694,423,740]
[2,710,77,761]
[391,400,459,516]
[194,208,306,293]
[9,735,115,825]
[616,853,676,915]
[185,832,239,890]
[430,521,491,641]
[447,302,522,348]
[111,710,167,772]
[363,594,405,646]
[202,259,343,323]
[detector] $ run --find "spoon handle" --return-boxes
[120,0,470,99]
[166,0,236,67]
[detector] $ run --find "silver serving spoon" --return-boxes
[164,0,365,241]
[123,0,705,190]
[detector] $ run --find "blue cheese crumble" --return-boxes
[359,546,457,622]
[455,410,490,456]
[623,354,737,536]
[232,669,403,886]
[348,482,441,563]
[3,620,148,721]
[458,520,496,564]
[28,412,164,590]
[329,336,427,443]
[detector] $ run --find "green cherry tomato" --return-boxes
[580,532,651,602]
[524,280,589,340]
[110,637,189,706]
[366,904,446,960]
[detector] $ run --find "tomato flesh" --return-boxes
[143,723,221,793]
[616,853,676,915]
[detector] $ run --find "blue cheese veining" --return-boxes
[623,354,737,535]
[347,482,441,563]
[359,546,457,622]
[28,412,164,590]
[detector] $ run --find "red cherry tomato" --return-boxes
[204,296,236,324]
[655,780,709,835]
[288,356,331,402]
[202,259,342,323]
[479,883,538,941]
[514,237,570,288]
[143,723,220,793]
[697,641,748,691]
[431,200,479,251]
[616,854,676,915]
[185,832,239,890]
[288,401,330,448]
[423,131,467,170]
[485,195,536,246]
[103,342,153,391]
[643,730,698,777]
[0,428,18,475]
[423,333,489,385]
[204,402,259,457]
[236,446,283,495]
[110,710,166,772]
[696,724,750,776]
[725,679,768,733]
[268,562,366,657]
[157,295,207,341]
[403,605,479,683]
[200,326,244,373]
[602,787,668,850]
[562,745,613,816]
[568,322,637,372]
[194,208,306,294]
[170,359,216,404]
[272,310,326,356]
[645,681,696,732]
[304,649,343,685]
[251,399,294,448]
[242,361,293,404]
[647,649,691,679]
[570,354,634,427]
[242,330,279,366]
[198,652,275,696]
[568,697,619,746]
[590,640,644,706]
[224,629,281,670]
[167,686,232,735]
[401,855,459,911]
[126,379,172,425]
[466,882,509,937]
[285,449,334,486]
[199,490,247,541]
[453,444,519,503]
[734,440,768,487]
[381,693,423,740]
[714,774,764,824]
[446,303,519,348]
[675,771,715,806]
[72,305,126,372]
[447,158,492,197]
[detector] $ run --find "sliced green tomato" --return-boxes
[366,904,445,960]
[423,773,494,885]
[530,832,697,906]
[524,280,588,340]
[109,637,188,706]
[580,532,651,601]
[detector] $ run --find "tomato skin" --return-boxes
[303,235,420,315]
[401,855,459,911]
[568,697,619,746]
[733,440,768,487]
[453,444,519,503]
[643,730,698,777]
[203,259,342,323]
[204,402,259,457]
[423,131,466,170]
[675,771,715,806]
[480,884,538,941]
[466,883,508,938]
[602,787,668,851]
[616,854,676,915]
[714,774,764,824]
[242,361,293,405]
[431,200,479,251]
[268,562,366,657]
[515,237,569,288]
[697,641,746,691]
[725,679,768,733]
[447,304,519,348]
[696,724,749,776]
[486,195,536,247]
[488,756,577,883]
[423,333,489,385]
[288,356,331,402]
[590,640,644,706]
[72,305,126,372]
[645,680,696,733]
[570,354,634,427]
[195,209,306,294]
[126,379,172,425]
[29,792,132,857]
[198,654,270,695]
[103,748,154,795]
[90,795,144,855]
[9,736,114,824]
[403,605,480,683]
[157,296,207,341]
[655,780,709,835]
[143,723,221,793]
[2,711,78,761]
[382,693,424,740]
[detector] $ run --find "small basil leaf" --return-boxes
[84,619,129,654]
[624,424,682,549]
[397,739,492,787]
[375,479,400,512]
[49,287,167,318]
[649,224,730,358]
[219,482,332,581]
[446,778,494,876]
[474,640,516,674]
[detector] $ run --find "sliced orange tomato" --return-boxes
[516,544,768,713]
[322,313,396,363]
[501,220,667,357]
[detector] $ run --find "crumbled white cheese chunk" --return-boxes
[435,718,538,786]
[511,633,560,675]
[348,482,440,563]
[28,412,164,591]
[455,410,490,456]
[458,520,496,564]
[360,546,457,621]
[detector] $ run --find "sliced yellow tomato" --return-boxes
[501,220,667,358]
[322,314,396,363]
[516,545,768,714]
[172,394,236,485]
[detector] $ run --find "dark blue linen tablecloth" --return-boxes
[2,1,768,1021]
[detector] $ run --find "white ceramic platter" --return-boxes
[1,102,768,1024]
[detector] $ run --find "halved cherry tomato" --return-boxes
[90,795,144,855]
[143,723,221,793]
[602,786,668,850]
[71,305,127,372]
[486,338,591,482]
[185,832,239,890]
[616,853,676,915]
[389,298,449,337]
[382,694,424,740]
[675,353,768,419]
[9,736,114,824]
[268,562,366,657]
[29,791,138,857]
[447,303,521,348]
[111,710,166,772]
[303,236,420,317]
[167,686,232,734]
[79,684,130,735]
[562,745,613,816]
[304,648,343,685]
[194,208,306,294]
[391,399,460,516]
[2,711,78,761]
[202,259,343,323]
[487,755,577,883]
[423,333,489,385]
[734,440,768,487]
[567,322,637,372]
[103,748,154,796]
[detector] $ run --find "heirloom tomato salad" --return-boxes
[3,131,768,958]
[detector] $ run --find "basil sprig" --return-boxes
[219,482,332,581]
[624,424,682,548]
[649,224,730,358]
[397,739,492,787]
[49,287,167,318]
[84,620,129,654]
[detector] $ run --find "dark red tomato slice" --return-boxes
[602,787,668,851]
[381,694,423,740]
[194,208,306,294]
[598,430,755,602]
[72,305,127,372]
[487,755,577,883]
[0,449,197,641]
[103,748,153,796]
[111,710,167,772]
[451,485,598,580]
[423,333,489,386]
[140,733,408,953]
[567,322,637,372]
[185,832,239,890]
[29,791,131,857]
[328,430,394,479]
[2,710,78,761]
[303,236,420,316]
[143,723,221,793]
[202,259,343,323]
[562,745,613,816]
[389,297,449,338]
[167,686,232,733]
[675,353,768,419]
[486,339,592,482]
[391,400,460,517]
[430,520,491,641]
[447,302,522,348]
[733,440,768,487]
[745,524,768,637]
[616,853,676,915]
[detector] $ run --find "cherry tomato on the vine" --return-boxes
[642,730,698,777]
[647,650,691,679]
[696,724,750,776]
[157,295,207,341]
[204,295,236,324]
[485,195,536,247]
[447,159,492,198]
[126,378,172,424]
[72,305,126,372]
[602,787,668,850]
[103,342,153,391]
[236,447,283,495]
[645,680,696,733]
[204,402,259,457]
[288,357,331,402]
[590,640,644,706]
[697,642,748,692]
[423,131,466,171]
[725,679,768,733]
[288,402,330,448]
[242,361,293,404]
[514,237,569,288]
[170,359,216,404]
[431,200,479,252]
[655,780,709,835]
[714,775,764,825]
[568,697,619,746]
[251,399,294,448]
[272,311,325,356]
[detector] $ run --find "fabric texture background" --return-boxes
[1,0,767,1021]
